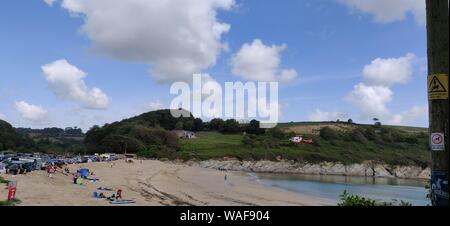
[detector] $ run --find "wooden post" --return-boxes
[426,0,449,206]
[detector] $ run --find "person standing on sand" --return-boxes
[47,164,54,179]
[224,174,227,181]
[73,172,78,184]
[116,189,122,200]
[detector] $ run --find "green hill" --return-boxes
[84,109,201,157]
[83,110,431,167]
[178,128,430,167]
[179,121,430,166]
[0,119,34,151]
[1,120,86,154]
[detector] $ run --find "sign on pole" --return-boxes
[428,74,448,100]
[431,133,445,151]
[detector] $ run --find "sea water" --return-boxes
[254,173,430,206]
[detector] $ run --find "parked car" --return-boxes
[55,160,66,168]
[6,164,20,175]
[0,163,6,174]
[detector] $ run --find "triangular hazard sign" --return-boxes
[429,76,447,93]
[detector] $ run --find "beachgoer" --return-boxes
[47,164,54,178]
[76,177,83,185]
[73,173,78,184]
[116,189,122,200]
[224,174,227,181]
[107,194,116,201]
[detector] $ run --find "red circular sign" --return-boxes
[432,134,444,145]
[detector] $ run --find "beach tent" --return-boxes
[79,168,90,178]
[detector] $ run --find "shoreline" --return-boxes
[181,159,431,180]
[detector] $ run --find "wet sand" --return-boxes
[1,160,332,206]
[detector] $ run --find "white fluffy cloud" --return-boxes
[44,0,57,6]
[345,53,427,125]
[309,109,349,122]
[0,113,5,120]
[363,53,415,87]
[41,59,110,109]
[48,0,234,83]
[15,101,49,122]
[345,83,393,119]
[389,106,428,125]
[231,39,298,82]
[337,0,426,24]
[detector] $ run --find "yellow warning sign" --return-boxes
[428,74,448,100]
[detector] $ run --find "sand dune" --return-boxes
[1,160,332,206]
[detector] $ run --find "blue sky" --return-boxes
[0,0,429,131]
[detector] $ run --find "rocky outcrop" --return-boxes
[184,159,430,180]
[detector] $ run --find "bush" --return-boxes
[0,176,8,184]
[242,135,256,146]
[262,137,280,149]
[137,145,179,160]
[269,128,285,139]
[382,131,394,143]
[364,127,377,140]
[0,198,21,206]
[221,119,241,134]
[338,190,412,206]
[338,190,376,206]
[404,136,419,144]
[209,118,225,131]
[245,120,266,135]
[183,120,195,131]
[320,127,339,140]
[352,129,368,144]
[193,118,204,132]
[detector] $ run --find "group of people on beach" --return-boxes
[46,162,71,179]
[71,169,97,185]
[68,168,125,202]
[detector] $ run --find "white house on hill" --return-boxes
[172,130,196,139]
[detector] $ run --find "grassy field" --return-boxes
[278,122,427,134]
[178,125,431,167]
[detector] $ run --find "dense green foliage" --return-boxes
[0,176,8,184]
[2,110,431,167]
[320,127,339,140]
[206,118,243,134]
[0,198,21,206]
[84,109,192,154]
[0,120,34,151]
[178,126,430,166]
[16,127,83,137]
[246,120,266,135]
[338,190,412,206]
[1,119,85,154]
[83,110,430,166]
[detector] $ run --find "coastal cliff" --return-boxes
[184,159,430,180]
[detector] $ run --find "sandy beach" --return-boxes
[1,160,332,206]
